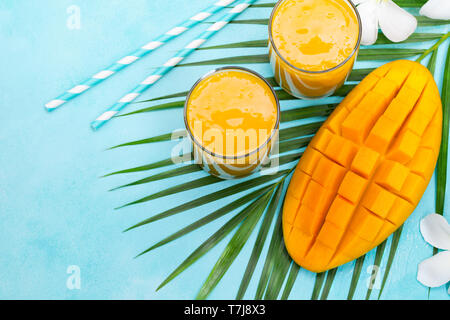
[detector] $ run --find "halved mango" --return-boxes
[282,60,442,273]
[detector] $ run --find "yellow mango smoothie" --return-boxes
[185,67,280,179]
[269,0,361,99]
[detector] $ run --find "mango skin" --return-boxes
[282,60,443,273]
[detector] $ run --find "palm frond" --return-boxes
[365,240,387,300]
[157,193,271,292]
[236,182,285,299]
[219,15,448,27]
[178,49,425,68]
[117,175,222,209]
[377,226,404,299]
[262,207,293,300]
[124,169,290,231]
[248,1,428,8]
[199,34,444,51]
[320,268,338,300]
[110,130,186,149]
[103,155,191,177]
[280,262,300,300]
[347,255,366,300]
[254,195,288,299]
[196,190,274,300]
[436,45,450,215]
[137,184,275,258]
[311,272,326,300]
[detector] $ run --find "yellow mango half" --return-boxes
[282,60,443,273]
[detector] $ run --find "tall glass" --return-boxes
[184,67,281,179]
[268,0,362,99]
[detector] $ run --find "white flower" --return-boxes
[420,0,450,20]
[417,213,450,293]
[352,0,417,45]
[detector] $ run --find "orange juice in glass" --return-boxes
[184,67,280,179]
[269,0,361,99]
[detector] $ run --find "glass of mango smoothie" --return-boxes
[269,0,361,99]
[184,67,280,179]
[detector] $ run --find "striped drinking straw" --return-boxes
[45,0,237,111]
[91,0,257,130]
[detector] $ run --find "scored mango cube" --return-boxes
[351,146,380,178]
[312,156,346,189]
[287,228,314,261]
[386,197,415,226]
[366,115,402,154]
[389,129,421,164]
[298,148,322,176]
[287,169,311,200]
[371,77,399,101]
[338,171,368,204]
[374,160,409,192]
[396,85,421,108]
[349,207,384,242]
[310,128,333,153]
[324,134,358,167]
[326,195,356,229]
[340,74,380,111]
[317,221,346,249]
[362,183,397,219]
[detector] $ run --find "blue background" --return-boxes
[0,0,448,299]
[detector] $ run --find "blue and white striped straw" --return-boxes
[91,0,256,130]
[45,0,237,111]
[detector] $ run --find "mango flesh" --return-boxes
[282,60,443,273]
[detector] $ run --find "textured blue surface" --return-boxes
[0,0,448,299]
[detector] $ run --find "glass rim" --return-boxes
[184,66,281,160]
[268,0,362,75]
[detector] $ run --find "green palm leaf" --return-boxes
[221,15,447,27]
[236,182,285,299]
[248,1,427,8]
[263,245,291,300]
[157,193,271,292]
[110,130,186,149]
[254,196,288,299]
[347,255,366,300]
[110,164,200,191]
[311,272,326,300]
[178,49,425,67]
[365,240,388,300]
[416,16,450,27]
[124,169,289,231]
[117,175,222,209]
[196,190,273,300]
[262,208,293,300]
[436,46,450,216]
[138,184,275,257]
[280,262,300,300]
[103,155,191,177]
[377,226,404,299]
[320,268,338,300]
[200,34,443,51]
[118,100,185,116]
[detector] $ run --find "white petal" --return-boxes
[378,0,417,43]
[420,214,450,250]
[417,251,450,288]
[351,0,367,5]
[356,0,379,45]
[420,0,450,20]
